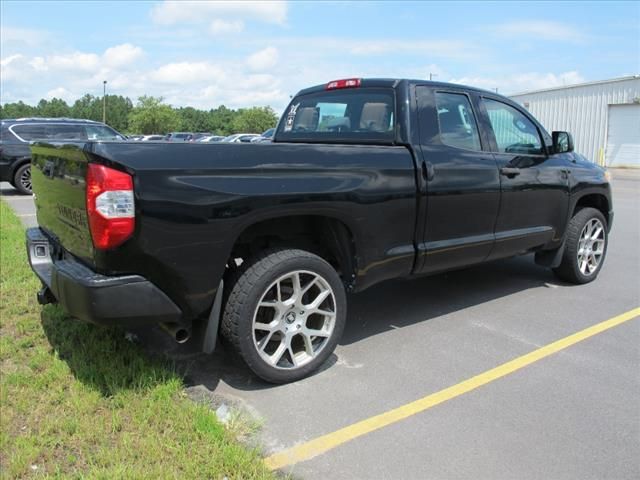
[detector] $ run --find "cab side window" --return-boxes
[435,92,482,151]
[482,98,543,155]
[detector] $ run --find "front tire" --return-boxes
[221,249,347,384]
[553,207,608,284]
[13,163,32,195]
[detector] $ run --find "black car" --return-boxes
[26,78,612,383]
[0,118,125,194]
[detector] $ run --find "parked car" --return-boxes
[188,133,213,142]
[221,133,260,143]
[0,118,125,195]
[198,135,225,143]
[165,132,193,142]
[140,135,166,141]
[127,135,144,141]
[251,128,275,143]
[26,78,613,383]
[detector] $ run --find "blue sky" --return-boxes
[1,1,638,112]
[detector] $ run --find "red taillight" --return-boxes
[86,164,135,250]
[326,78,362,90]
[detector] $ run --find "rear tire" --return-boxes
[553,207,608,284]
[221,249,346,383]
[13,163,32,195]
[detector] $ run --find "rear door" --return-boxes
[477,97,570,259]
[415,86,501,274]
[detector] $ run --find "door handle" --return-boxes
[422,162,435,181]
[500,167,520,177]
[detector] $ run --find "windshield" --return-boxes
[276,88,395,144]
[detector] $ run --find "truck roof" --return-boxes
[295,78,501,97]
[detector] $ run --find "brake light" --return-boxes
[326,78,361,90]
[86,164,135,249]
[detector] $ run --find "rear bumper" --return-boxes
[26,227,182,327]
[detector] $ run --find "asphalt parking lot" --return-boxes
[2,169,639,480]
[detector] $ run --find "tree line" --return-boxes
[0,94,279,136]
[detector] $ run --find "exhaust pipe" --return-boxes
[37,286,56,305]
[160,322,191,344]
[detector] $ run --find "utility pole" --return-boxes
[102,80,107,123]
[429,73,438,81]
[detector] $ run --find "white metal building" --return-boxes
[510,76,640,167]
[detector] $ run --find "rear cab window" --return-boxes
[276,87,396,144]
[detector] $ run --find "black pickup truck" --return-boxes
[26,78,613,383]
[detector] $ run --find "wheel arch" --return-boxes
[571,193,611,228]
[10,157,30,178]
[227,214,359,291]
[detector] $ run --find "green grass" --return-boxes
[0,200,274,479]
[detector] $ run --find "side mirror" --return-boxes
[552,131,574,153]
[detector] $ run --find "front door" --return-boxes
[478,97,570,260]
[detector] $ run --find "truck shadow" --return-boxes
[341,254,556,345]
[160,254,559,392]
[41,254,558,395]
[40,306,186,397]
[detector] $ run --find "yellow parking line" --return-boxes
[265,307,640,470]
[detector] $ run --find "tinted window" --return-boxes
[277,88,395,143]
[45,124,86,140]
[435,92,482,151]
[483,98,543,155]
[10,124,48,141]
[85,125,124,140]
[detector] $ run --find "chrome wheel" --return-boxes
[577,218,605,276]
[252,270,336,370]
[20,166,32,192]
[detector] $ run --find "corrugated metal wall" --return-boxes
[510,76,640,164]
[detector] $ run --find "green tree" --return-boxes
[71,94,102,122]
[127,96,179,134]
[70,94,133,132]
[36,98,71,117]
[231,106,278,134]
[207,105,236,135]
[176,106,210,133]
[103,95,133,133]
[0,101,38,119]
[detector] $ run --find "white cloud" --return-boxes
[151,0,287,26]
[149,61,225,84]
[449,71,586,95]
[103,43,144,68]
[48,52,101,71]
[246,47,279,71]
[490,21,587,43]
[45,87,77,103]
[0,54,24,67]
[23,44,144,75]
[210,19,244,35]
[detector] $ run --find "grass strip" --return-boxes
[0,200,273,479]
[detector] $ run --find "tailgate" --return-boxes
[30,142,95,263]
